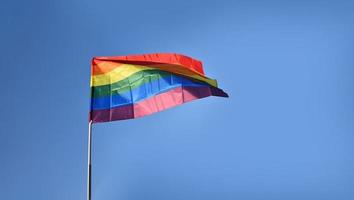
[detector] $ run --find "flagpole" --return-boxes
[87,120,93,200]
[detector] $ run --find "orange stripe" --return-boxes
[92,53,205,76]
[91,60,123,75]
[91,61,218,87]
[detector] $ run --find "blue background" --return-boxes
[1,0,354,199]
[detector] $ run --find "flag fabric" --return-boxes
[90,53,228,123]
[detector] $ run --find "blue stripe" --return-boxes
[90,73,209,110]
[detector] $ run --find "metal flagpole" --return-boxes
[87,120,93,200]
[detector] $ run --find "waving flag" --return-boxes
[89,53,228,123]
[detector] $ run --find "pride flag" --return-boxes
[89,53,228,123]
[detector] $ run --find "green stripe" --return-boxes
[91,69,172,98]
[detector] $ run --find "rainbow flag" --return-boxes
[90,53,228,123]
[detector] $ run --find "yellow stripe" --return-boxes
[91,63,154,86]
[91,62,217,87]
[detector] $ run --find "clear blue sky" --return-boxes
[1,0,354,199]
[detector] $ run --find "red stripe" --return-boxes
[92,53,205,75]
[90,86,228,123]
